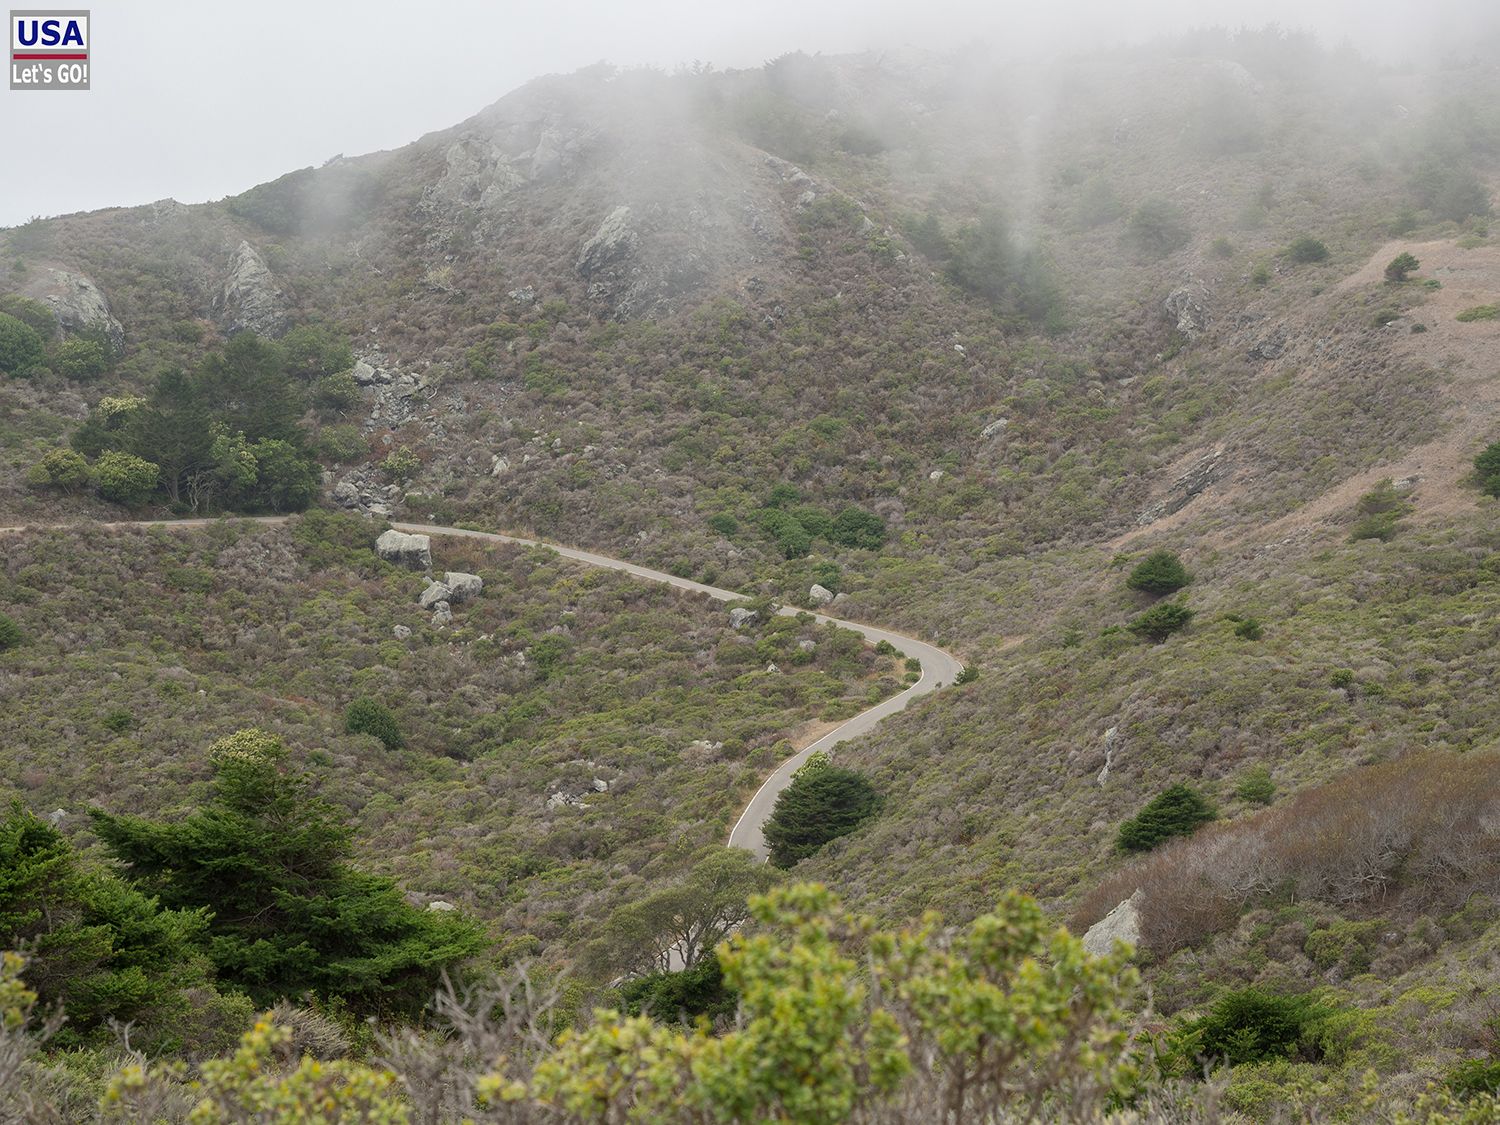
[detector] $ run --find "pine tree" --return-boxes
[764,765,881,868]
[90,730,483,1015]
[1116,784,1217,853]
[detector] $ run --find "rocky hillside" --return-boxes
[4,26,1500,1117]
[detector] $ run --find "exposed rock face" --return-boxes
[576,206,639,291]
[1164,284,1209,339]
[1136,447,1230,526]
[1097,726,1122,786]
[376,530,431,570]
[1082,890,1144,957]
[29,269,125,350]
[419,581,453,609]
[729,607,757,629]
[980,418,1010,439]
[217,241,288,337]
[808,584,835,606]
[1248,327,1287,360]
[444,572,483,602]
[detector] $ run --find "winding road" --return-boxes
[0,516,964,860]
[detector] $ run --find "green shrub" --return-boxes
[1235,765,1276,805]
[1384,252,1420,282]
[619,955,738,1026]
[764,766,881,868]
[1457,305,1500,322]
[954,665,979,685]
[758,509,812,559]
[707,513,738,537]
[0,312,44,375]
[316,424,366,463]
[1286,237,1329,263]
[1126,198,1191,258]
[94,450,159,507]
[101,707,136,733]
[829,506,886,551]
[1350,478,1413,540]
[51,336,109,379]
[344,698,405,750]
[26,448,91,492]
[1117,783,1217,853]
[380,446,420,482]
[1448,1059,1500,1100]
[1125,549,1192,595]
[0,293,56,336]
[1250,262,1271,287]
[1233,617,1263,640]
[1475,441,1500,496]
[1176,987,1341,1069]
[1127,601,1194,642]
[312,371,361,415]
[1210,236,1235,259]
[0,613,22,651]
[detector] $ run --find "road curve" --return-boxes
[0,516,963,861]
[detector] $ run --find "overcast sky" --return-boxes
[0,0,1492,227]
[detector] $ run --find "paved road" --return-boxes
[0,516,963,860]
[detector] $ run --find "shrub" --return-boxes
[1126,549,1192,595]
[1175,987,1341,1069]
[380,446,420,482]
[1385,252,1420,282]
[1286,237,1330,263]
[1126,198,1191,258]
[619,955,738,1026]
[1235,765,1276,805]
[0,613,21,651]
[344,698,405,749]
[94,450,159,507]
[0,312,44,375]
[1475,441,1500,496]
[25,447,91,492]
[0,293,56,336]
[763,766,881,868]
[311,370,361,414]
[1233,617,1264,640]
[1127,601,1194,642]
[1350,478,1412,541]
[51,336,109,379]
[707,513,738,537]
[315,424,366,463]
[829,506,886,551]
[1448,1059,1500,1100]
[1457,305,1500,322]
[1117,784,1217,853]
[954,665,979,685]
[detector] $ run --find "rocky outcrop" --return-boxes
[419,581,453,609]
[980,418,1010,440]
[808,584,834,606]
[1097,726,1122,786]
[729,607,758,630]
[376,530,431,570]
[392,625,412,640]
[431,601,453,627]
[576,206,638,287]
[1248,327,1287,361]
[216,241,287,337]
[1136,447,1230,526]
[444,572,483,602]
[29,269,125,350]
[1164,284,1209,340]
[351,359,393,386]
[1082,890,1143,957]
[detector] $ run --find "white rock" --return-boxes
[1082,890,1143,957]
[591,778,609,792]
[431,601,453,627]
[376,530,431,570]
[729,607,758,629]
[929,469,945,481]
[797,639,817,653]
[808,584,834,606]
[444,572,483,603]
[419,581,453,609]
[490,455,510,476]
[981,418,1010,439]
[392,624,412,640]
[426,900,456,912]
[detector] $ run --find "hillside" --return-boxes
[4,25,1500,1121]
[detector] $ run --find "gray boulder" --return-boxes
[217,241,287,337]
[375,529,431,570]
[31,269,125,351]
[392,624,412,640]
[332,481,361,508]
[576,206,637,278]
[352,359,393,386]
[981,417,1010,439]
[419,581,454,609]
[425,900,456,912]
[1164,284,1209,339]
[808,584,834,606]
[1082,890,1143,957]
[729,607,758,630]
[431,601,453,627]
[444,572,483,602]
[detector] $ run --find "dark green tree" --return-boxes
[1126,550,1192,595]
[0,312,44,375]
[764,763,881,868]
[620,956,739,1026]
[344,698,405,750]
[246,438,320,512]
[1287,237,1329,263]
[1127,601,1195,643]
[1475,441,1500,497]
[89,729,482,1015]
[1116,784,1217,853]
[1384,252,1420,282]
[0,612,21,651]
[0,804,241,1051]
[1126,199,1191,258]
[1176,987,1338,1068]
[279,324,353,382]
[0,293,57,337]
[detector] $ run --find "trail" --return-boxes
[0,516,964,861]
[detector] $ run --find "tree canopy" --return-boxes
[764,760,881,868]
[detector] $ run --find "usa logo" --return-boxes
[10,9,90,90]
